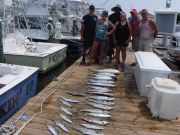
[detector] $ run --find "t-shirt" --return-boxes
[108,12,121,31]
[81,14,98,40]
[129,16,140,37]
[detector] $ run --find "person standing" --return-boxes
[80,5,98,64]
[139,9,158,52]
[129,9,140,52]
[88,11,115,65]
[107,4,122,64]
[114,12,131,67]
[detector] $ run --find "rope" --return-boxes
[0,61,80,135]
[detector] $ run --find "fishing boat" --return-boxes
[0,63,38,124]
[3,32,67,72]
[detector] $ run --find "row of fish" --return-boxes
[47,68,119,135]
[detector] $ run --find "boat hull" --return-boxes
[4,47,67,72]
[0,71,38,124]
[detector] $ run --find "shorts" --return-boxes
[139,38,154,52]
[132,37,140,52]
[94,37,108,42]
[116,40,128,48]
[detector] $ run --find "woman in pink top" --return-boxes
[139,9,158,52]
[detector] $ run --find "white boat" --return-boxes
[3,32,67,72]
[0,63,38,124]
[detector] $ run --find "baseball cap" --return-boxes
[89,5,95,11]
[130,9,137,14]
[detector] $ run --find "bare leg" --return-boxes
[120,47,127,66]
[99,41,106,65]
[88,41,99,65]
[115,46,120,65]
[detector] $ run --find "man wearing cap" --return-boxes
[129,9,140,52]
[80,5,98,64]
[107,4,122,64]
[139,9,158,52]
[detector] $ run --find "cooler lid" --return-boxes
[153,77,179,90]
[135,51,171,73]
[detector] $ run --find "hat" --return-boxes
[89,5,95,11]
[130,9,137,14]
[101,11,108,16]
[141,9,148,14]
[111,4,122,12]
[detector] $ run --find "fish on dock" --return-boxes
[90,86,110,91]
[88,89,112,93]
[60,114,72,123]
[59,99,72,107]
[87,91,113,97]
[88,98,115,106]
[74,127,104,135]
[47,125,58,135]
[80,109,110,114]
[94,68,120,74]
[94,72,116,78]
[90,76,113,81]
[67,92,85,97]
[80,123,103,130]
[86,82,116,87]
[53,120,69,133]
[88,80,115,84]
[88,96,115,101]
[86,102,113,110]
[81,117,109,126]
[60,106,72,116]
[60,97,79,103]
[86,113,111,118]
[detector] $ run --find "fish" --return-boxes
[90,86,110,91]
[90,76,113,81]
[60,114,72,123]
[94,68,120,74]
[81,117,109,126]
[53,120,69,133]
[60,97,79,103]
[86,82,116,87]
[81,124,103,130]
[87,91,113,97]
[60,107,72,116]
[80,109,110,114]
[94,72,116,78]
[74,127,104,135]
[89,96,115,101]
[67,92,85,97]
[86,102,113,110]
[59,99,72,107]
[47,125,58,135]
[88,80,115,84]
[88,98,115,106]
[88,89,112,93]
[86,113,111,118]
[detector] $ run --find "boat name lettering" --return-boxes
[26,80,34,96]
[49,52,62,63]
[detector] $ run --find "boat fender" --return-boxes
[46,23,54,35]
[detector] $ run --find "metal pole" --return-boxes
[162,34,168,48]
[0,19,4,63]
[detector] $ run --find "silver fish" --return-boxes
[88,98,115,106]
[81,124,103,130]
[95,69,120,74]
[87,91,113,97]
[80,109,110,114]
[53,120,69,133]
[47,125,58,135]
[89,96,115,101]
[87,113,111,118]
[67,92,85,97]
[88,89,112,93]
[89,80,115,84]
[86,82,116,87]
[86,102,113,110]
[81,117,109,126]
[74,127,104,135]
[60,97,79,103]
[60,114,72,123]
[96,72,116,77]
[90,76,113,81]
[59,99,72,107]
[60,107,72,116]
[90,86,109,91]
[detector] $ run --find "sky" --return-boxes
[88,0,180,17]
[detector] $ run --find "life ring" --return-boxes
[46,23,54,35]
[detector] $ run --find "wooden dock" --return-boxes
[5,51,180,135]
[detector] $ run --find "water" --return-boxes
[36,55,80,94]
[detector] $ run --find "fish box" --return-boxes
[147,77,180,120]
[0,63,38,124]
[134,51,172,96]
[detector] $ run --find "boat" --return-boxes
[0,63,38,124]
[3,32,67,72]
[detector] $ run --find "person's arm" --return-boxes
[106,20,116,35]
[80,16,85,42]
[149,20,158,39]
[127,22,132,43]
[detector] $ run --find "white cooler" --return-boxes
[147,77,180,120]
[134,51,172,96]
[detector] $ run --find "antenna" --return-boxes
[166,0,171,8]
